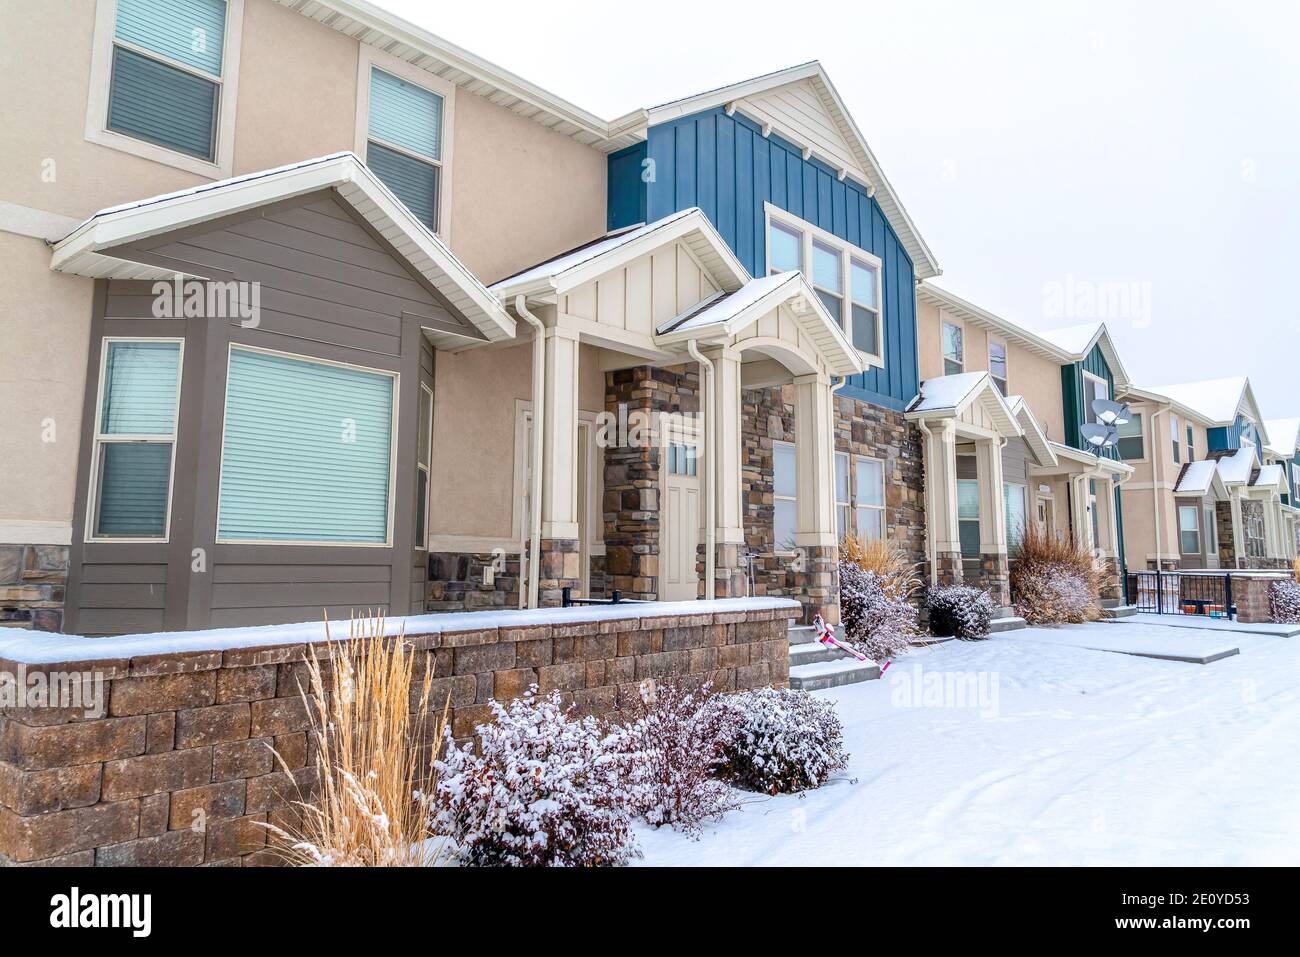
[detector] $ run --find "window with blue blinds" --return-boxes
[367,67,443,230]
[91,340,182,540]
[108,0,226,161]
[217,349,395,544]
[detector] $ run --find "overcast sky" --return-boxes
[382,0,1300,419]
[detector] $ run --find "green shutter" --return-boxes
[115,0,227,76]
[218,349,394,544]
[101,341,181,435]
[108,46,218,160]
[367,142,439,229]
[369,68,442,160]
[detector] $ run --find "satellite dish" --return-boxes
[1081,423,1118,449]
[1091,399,1131,426]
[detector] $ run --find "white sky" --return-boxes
[378,0,1300,418]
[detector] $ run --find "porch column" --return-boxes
[1070,474,1095,553]
[1229,488,1245,569]
[792,373,839,624]
[974,437,1010,607]
[538,326,581,604]
[922,419,963,586]
[700,345,746,597]
[1093,477,1124,599]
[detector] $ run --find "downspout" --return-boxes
[514,295,545,609]
[916,419,938,588]
[1148,406,1167,568]
[687,340,716,600]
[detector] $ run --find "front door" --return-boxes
[661,431,701,601]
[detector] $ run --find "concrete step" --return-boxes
[1101,604,1138,619]
[987,615,1028,633]
[788,640,855,666]
[787,624,818,646]
[790,657,881,691]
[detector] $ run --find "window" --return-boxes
[415,384,433,549]
[217,347,395,544]
[1004,484,1027,557]
[366,66,446,231]
[773,441,797,550]
[988,340,1008,396]
[1204,506,1218,556]
[835,452,850,539]
[764,205,884,363]
[1246,509,1266,558]
[1186,424,1195,462]
[854,458,885,540]
[667,442,697,476]
[1083,372,1109,423]
[942,321,964,376]
[1171,414,1181,464]
[105,0,229,163]
[958,478,980,557]
[88,339,183,541]
[1117,412,1144,460]
[1178,505,1200,554]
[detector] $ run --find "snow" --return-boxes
[1036,322,1102,356]
[635,620,1300,866]
[658,272,795,334]
[907,372,989,412]
[0,597,799,665]
[1006,620,1239,663]
[1146,376,1247,424]
[1253,462,1285,489]
[1216,444,1257,485]
[1264,417,1300,457]
[1125,612,1300,637]
[1174,458,1220,494]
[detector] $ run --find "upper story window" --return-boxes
[87,0,242,176]
[366,67,444,232]
[1171,413,1181,464]
[1082,371,1109,423]
[988,340,1008,396]
[764,205,883,367]
[1186,424,1195,462]
[1117,411,1144,460]
[942,320,963,376]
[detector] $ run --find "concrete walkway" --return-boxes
[1122,612,1300,638]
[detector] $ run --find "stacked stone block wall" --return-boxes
[0,545,69,633]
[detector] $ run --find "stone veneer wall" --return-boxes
[602,365,699,601]
[0,599,797,866]
[1217,501,1290,570]
[0,546,69,633]
[426,552,522,612]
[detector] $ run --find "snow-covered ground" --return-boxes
[635,620,1300,866]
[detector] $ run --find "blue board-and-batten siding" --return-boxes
[608,107,920,411]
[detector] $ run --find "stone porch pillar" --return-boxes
[538,327,581,604]
[791,373,839,624]
[923,420,963,586]
[975,437,1010,607]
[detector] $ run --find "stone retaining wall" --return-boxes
[0,599,796,866]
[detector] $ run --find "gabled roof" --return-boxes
[489,208,747,302]
[1264,418,1300,458]
[1213,444,1257,486]
[655,272,865,378]
[1174,459,1227,498]
[1144,377,1266,436]
[638,62,940,280]
[1118,385,1218,428]
[1252,463,1287,493]
[905,372,1023,438]
[1006,395,1058,467]
[48,152,514,347]
[1037,322,1131,390]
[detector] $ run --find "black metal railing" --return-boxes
[1125,570,1234,620]
[560,587,649,608]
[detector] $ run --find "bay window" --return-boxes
[1178,505,1199,554]
[1004,483,1027,556]
[958,478,980,557]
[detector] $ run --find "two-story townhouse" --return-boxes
[1262,417,1300,559]
[1,1,936,634]
[1117,377,1290,571]
[910,285,1133,607]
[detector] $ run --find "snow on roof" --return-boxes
[907,372,989,412]
[1265,417,1300,456]
[658,272,794,334]
[1253,463,1286,489]
[1175,459,1220,495]
[1147,377,1248,425]
[1216,444,1257,485]
[0,597,800,666]
[1036,323,1102,356]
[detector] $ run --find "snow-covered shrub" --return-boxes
[1269,579,1300,624]
[434,689,638,867]
[838,560,917,660]
[926,585,995,640]
[604,679,738,837]
[1009,523,1103,625]
[709,687,848,794]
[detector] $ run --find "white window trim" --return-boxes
[1171,413,1181,464]
[763,203,883,369]
[1178,504,1200,554]
[851,453,886,539]
[214,343,399,547]
[354,46,456,244]
[85,0,244,179]
[1082,370,1109,423]
[414,382,433,550]
[1117,410,1147,463]
[941,317,964,376]
[85,336,185,544]
[988,338,1008,394]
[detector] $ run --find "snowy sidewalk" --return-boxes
[635,620,1300,866]
[1005,620,1240,663]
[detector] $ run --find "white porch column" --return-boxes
[540,326,580,541]
[792,373,837,547]
[926,420,961,556]
[703,345,744,546]
[975,438,1007,555]
[1071,474,1095,552]
[1093,477,1118,557]
[1229,488,1245,568]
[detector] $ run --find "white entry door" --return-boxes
[661,435,701,601]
